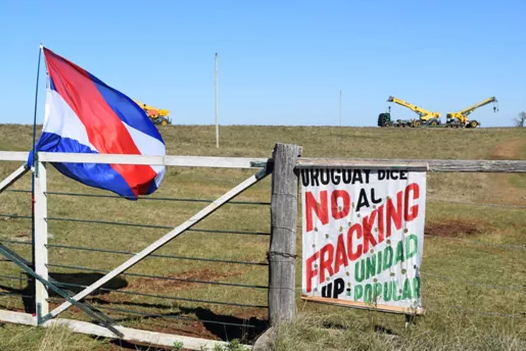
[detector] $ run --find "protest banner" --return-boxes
[300,168,426,314]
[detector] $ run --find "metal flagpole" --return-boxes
[215,53,219,148]
[31,44,43,276]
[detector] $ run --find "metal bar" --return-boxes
[0,164,29,194]
[0,239,32,245]
[47,264,269,289]
[0,243,123,337]
[0,292,34,299]
[46,169,270,320]
[0,213,32,219]
[46,243,268,266]
[46,217,270,235]
[53,281,268,308]
[3,189,31,193]
[42,190,271,205]
[0,274,32,281]
[0,245,119,330]
[0,238,119,331]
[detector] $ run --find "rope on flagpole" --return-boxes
[30,44,43,276]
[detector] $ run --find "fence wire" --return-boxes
[0,183,271,335]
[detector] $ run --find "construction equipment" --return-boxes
[378,96,442,127]
[133,100,172,126]
[445,97,498,128]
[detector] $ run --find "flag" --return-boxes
[27,47,166,199]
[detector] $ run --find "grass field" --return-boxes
[1,124,526,350]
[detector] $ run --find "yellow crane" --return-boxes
[446,97,498,128]
[133,100,172,126]
[386,96,442,126]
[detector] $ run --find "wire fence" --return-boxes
[0,173,272,341]
[1,165,525,340]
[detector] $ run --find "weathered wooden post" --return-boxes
[268,143,302,326]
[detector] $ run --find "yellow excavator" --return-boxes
[445,97,498,128]
[378,96,441,127]
[133,100,172,126]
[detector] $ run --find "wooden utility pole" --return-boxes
[215,53,219,148]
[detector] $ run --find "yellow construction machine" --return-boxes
[133,100,172,126]
[378,96,441,127]
[445,97,498,128]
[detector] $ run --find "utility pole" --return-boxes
[339,90,342,128]
[215,53,219,148]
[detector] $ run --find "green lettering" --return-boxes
[392,282,401,301]
[395,240,404,265]
[366,255,376,280]
[364,284,373,303]
[355,260,365,283]
[376,251,382,275]
[383,282,392,302]
[354,285,363,301]
[383,246,393,270]
[413,277,420,298]
[374,282,382,301]
[402,278,412,300]
[405,235,418,259]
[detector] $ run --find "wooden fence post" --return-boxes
[268,143,302,326]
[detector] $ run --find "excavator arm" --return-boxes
[387,96,441,124]
[446,97,498,128]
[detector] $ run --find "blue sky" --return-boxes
[1,0,524,127]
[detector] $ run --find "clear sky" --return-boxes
[1,0,524,127]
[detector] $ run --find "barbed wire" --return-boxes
[424,234,526,251]
[428,198,526,209]
[421,272,526,292]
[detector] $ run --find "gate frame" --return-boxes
[0,148,274,350]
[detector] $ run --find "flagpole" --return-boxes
[31,44,43,158]
[31,44,43,276]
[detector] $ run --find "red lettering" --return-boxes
[305,191,328,232]
[305,252,319,293]
[333,234,349,275]
[362,210,378,253]
[319,243,334,282]
[331,190,350,219]
[404,183,419,221]
[377,204,385,243]
[347,223,362,261]
[387,190,403,237]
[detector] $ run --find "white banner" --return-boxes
[301,168,426,312]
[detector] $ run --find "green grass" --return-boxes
[0,323,111,351]
[1,124,526,350]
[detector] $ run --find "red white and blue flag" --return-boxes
[27,47,166,199]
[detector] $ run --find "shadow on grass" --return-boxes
[0,272,128,314]
[87,297,268,343]
[1,272,268,343]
